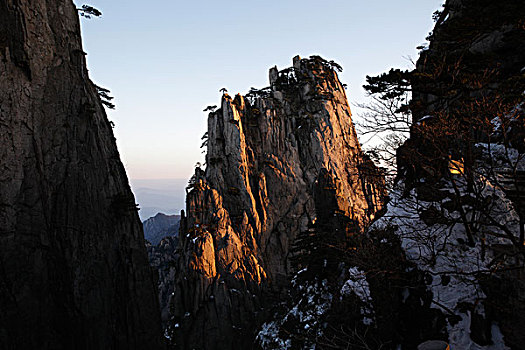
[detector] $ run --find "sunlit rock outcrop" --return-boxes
[171,56,385,349]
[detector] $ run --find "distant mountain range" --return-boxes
[130,179,187,220]
[142,212,181,245]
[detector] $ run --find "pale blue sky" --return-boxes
[76,0,442,181]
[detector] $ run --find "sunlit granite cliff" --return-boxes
[171,56,385,349]
[0,1,163,348]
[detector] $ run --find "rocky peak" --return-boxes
[171,55,385,348]
[143,212,180,245]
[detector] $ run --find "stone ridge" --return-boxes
[171,55,385,349]
[0,0,163,349]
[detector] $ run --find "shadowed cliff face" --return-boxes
[412,0,525,123]
[380,1,525,348]
[0,1,163,349]
[405,1,525,347]
[397,0,525,187]
[171,56,385,349]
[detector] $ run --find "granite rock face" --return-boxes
[171,56,385,349]
[0,1,163,349]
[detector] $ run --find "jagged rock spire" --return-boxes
[171,56,385,349]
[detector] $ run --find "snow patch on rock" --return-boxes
[341,267,374,325]
[257,274,333,349]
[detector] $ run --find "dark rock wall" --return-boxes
[396,0,525,347]
[147,236,179,327]
[172,56,385,349]
[0,1,163,349]
[411,0,525,123]
[398,0,525,185]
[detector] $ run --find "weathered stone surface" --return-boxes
[171,56,385,349]
[0,1,163,349]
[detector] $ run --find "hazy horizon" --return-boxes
[130,178,187,220]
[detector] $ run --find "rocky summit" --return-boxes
[169,56,385,349]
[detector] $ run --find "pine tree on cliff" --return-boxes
[77,5,102,19]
